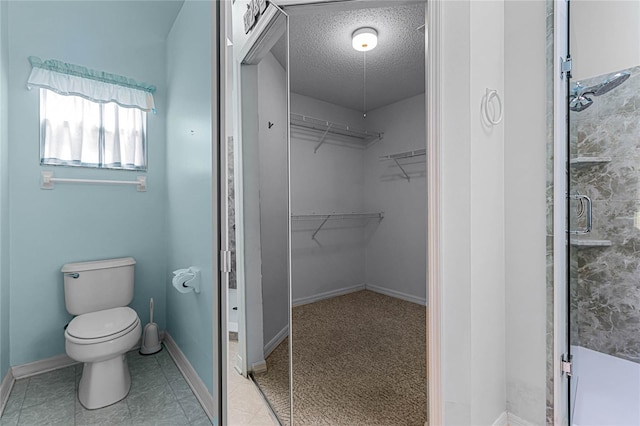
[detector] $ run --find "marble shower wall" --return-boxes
[570,64,640,363]
[545,2,554,423]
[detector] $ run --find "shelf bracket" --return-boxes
[311,215,332,241]
[393,158,411,182]
[313,123,333,153]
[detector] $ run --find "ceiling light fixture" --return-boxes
[352,27,378,52]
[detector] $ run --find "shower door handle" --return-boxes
[569,193,592,235]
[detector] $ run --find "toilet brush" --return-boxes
[140,298,162,355]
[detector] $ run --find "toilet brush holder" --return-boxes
[140,298,162,355]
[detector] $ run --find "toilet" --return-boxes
[62,257,142,410]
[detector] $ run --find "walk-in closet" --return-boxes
[229,1,427,425]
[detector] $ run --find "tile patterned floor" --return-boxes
[227,340,278,426]
[0,345,211,426]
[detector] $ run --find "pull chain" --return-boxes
[363,50,367,118]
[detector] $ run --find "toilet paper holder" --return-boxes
[172,267,201,294]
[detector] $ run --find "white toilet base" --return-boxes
[78,354,131,410]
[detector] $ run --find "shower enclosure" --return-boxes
[568,3,640,424]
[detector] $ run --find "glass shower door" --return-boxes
[568,58,640,426]
[567,4,640,424]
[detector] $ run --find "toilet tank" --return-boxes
[62,257,136,315]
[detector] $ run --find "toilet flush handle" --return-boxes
[64,273,80,279]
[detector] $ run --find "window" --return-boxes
[40,89,147,171]
[27,56,156,171]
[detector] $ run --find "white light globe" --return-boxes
[352,28,378,52]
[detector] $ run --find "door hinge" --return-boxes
[561,353,573,377]
[220,250,232,273]
[561,57,573,79]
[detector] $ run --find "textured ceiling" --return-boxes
[272,2,425,112]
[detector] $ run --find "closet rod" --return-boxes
[290,113,383,149]
[291,212,384,220]
[291,212,384,241]
[41,171,147,192]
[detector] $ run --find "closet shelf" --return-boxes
[290,113,383,153]
[570,157,612,168]
[380,148,427,181]
[570,239,612,247]
[379,148,426,161]
[291,212,384,241]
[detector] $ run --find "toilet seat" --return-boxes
[66,307,140,345]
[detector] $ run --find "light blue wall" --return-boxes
[0,0,10,377]
[165,0,214,393]
[6,1,172,365]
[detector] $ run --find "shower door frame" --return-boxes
[553,0,571,424]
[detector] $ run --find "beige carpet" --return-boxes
[253,290,427,426]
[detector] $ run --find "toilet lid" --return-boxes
[67,307,138,340]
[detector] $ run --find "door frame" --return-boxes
[425,0,442,424]
[221,0,440,424]
[228,4,289,382]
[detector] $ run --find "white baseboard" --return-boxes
[0,368,14,417]
[8,331,155,381]
[292,284,365,307]
[6,332,166,379]
[365,283,427,306]
[163,332,215,421]
[508,412,538,426]
[251,360,267,374]
[264,325,288,359]
[11,353,78,380]
[492,411,509,426]
[491,411,538,426]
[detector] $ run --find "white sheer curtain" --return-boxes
[103,102,147,168]
[40,89,147,170]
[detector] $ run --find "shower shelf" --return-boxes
[380,149,427,182]
[291,212,384,241]
[570,239,612,247]
[570,157,612,168]
[290,113,383,153]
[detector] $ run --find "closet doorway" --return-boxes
[260,1,427,424]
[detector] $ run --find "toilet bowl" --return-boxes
[61,257,142,410]
[65,307,141,409]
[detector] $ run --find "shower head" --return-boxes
[569,71,631,112]
[593,71,631,96]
